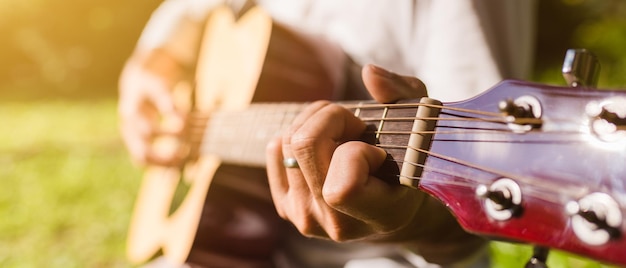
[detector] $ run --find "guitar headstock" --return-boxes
[417,49,626,266]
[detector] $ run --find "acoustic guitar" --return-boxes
[127,5,626,267]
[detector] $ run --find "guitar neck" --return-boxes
[199,98,441,189]
[201,103,306,167]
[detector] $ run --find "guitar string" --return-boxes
[207,103,556,130]
[191,107,582,144]
[379,145,582,205]
[358,103,589,204]
[194,100,591,126]
[188,105,588,167]
[195,101,515,120]
[342,102,503,117]
[194,108,588,190]
[186,100,600,153]
[188,121,581,206]
[191,113,543,134]
[185,107,599,206]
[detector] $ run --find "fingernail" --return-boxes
[369,64,395,78]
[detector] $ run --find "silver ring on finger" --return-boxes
[283,157,300,168]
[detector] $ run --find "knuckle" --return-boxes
[290,135,316,155]
[273,206,287,220]
[293,216,322,238]
[286,202,327,238]
[325,224,348,242]
[272,199,289,220]
[324,217,360,242]
[321,187,347,208]
[334,141,365,161]
[323,103,347,115]
[321,186,360,221]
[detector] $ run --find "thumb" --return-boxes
[361,64,427,104]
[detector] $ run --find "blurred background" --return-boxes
[0,0,625,267]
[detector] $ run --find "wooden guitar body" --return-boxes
[126,6,338,265]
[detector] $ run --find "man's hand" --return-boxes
[118,50,188,166]
[266,64,485,264]
[266,64,428,240]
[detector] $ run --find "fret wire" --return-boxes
[353,101,362,117]
[376,106,389,140]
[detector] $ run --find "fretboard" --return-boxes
[199,99,440,186]
[201,103,306,167]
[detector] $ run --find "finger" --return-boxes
[281,142,314,204]
[290,104,366,196]
[323,141,424,233]
[120,123,149,165]
[280,101,333,197]
[121,116,188,166]
[265,137,289,218]
[361,64,427,103]
[143,77,185,134]
[119,106,157,165]
[285,100,332,139]
[145,135,189,166]
[273,136,330,239]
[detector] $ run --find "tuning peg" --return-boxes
[587,100,626,129]
[524,246,550,268]
[585,97,626,142]
[562,48,600,87]
[565,192,622,246]
[499,98,534,119]
[476,178,523,221]
[498,96,543,132]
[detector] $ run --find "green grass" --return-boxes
[490,241,616,268]
[0,100,141,267]
[0,99,618,267]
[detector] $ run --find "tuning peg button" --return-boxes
[476,178,523,221]
[566,192,622,246]
[586,98,626,142]
[499,95,542,133]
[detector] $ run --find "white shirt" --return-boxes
[137,0,535,102]
[134,0,536,267]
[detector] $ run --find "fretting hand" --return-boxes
[266,64,485,264]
